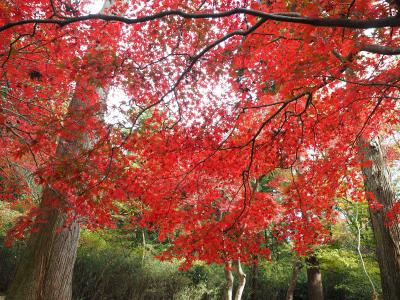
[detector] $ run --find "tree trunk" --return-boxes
[233,259,246,300]
[361,138,400,300]
[286,260,303,300]
[7,198,79,300]
[224,261,234,300]
[6,91,89,300]
[249,259,259,300]
[6,1,116,297]
[141,228,146,266]
[306,255,324,300]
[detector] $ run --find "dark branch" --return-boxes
[1,8,400,32]
[361,44,400,55]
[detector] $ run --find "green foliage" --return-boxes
[187,264,210,285]
[173,283,210,300]
[0,202,21,236]
[255,170,279,193]
[73,230,223,300]
[0,205,384,300]
[318,248,381,300]
[255,258,307,299]
[76,231,173,299]
[334,200,376,252]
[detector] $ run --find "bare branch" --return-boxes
[361,44,400,55]
[1,8,400,33]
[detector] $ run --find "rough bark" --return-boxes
[224,261,234,300]
[306,255,324,300]
[6,2,115,298]
[7,201,79,300]
[286,260,303,300]
[249,259,259,300]
[6,92,88,300]
[361,138,400,300]
[233,259,246,300]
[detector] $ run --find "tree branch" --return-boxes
[360,44,400,55]
[1,8,400,33]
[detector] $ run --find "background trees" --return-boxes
[0,212,383,299]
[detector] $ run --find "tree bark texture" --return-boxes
[224,261,234,300]
[7,200,79,300]
[233,259,246,300]
[286,260,303,300]
[249,259,259,300]
[6,92,88,300]
[361,138,400,300]
[306,255,324,300]
[6,1,115,297]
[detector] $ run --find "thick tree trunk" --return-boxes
[233,259,246,300]
[361,138,400,300]
[6,93,88,300]
[6,1,116,296]
[286,260,303,300]
[224,261,234,300]
[7,199,79,300]
[306,255,324,300]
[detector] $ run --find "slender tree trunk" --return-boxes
[224,261,234,300]
[250,259,259,300]
[233,259,246,300]
[141,228,146,266]
[361,137,400,300]
[306,255,324,300]
[286,260,303,300]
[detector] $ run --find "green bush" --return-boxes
[0,226,383,300]
[0,202,25,294]
[319,248,381,300]
[72,230,224,300]
[241,258,308,300]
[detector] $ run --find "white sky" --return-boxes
[84,0,106,14]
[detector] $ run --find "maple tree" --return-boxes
[0,0,400,299]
